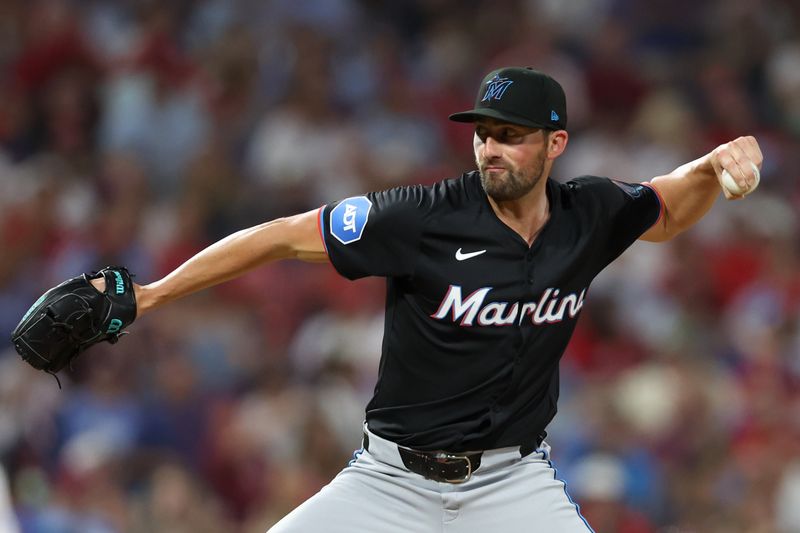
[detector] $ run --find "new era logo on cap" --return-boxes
[449,67,567,131]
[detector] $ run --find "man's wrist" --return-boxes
[691,153,717,178]
[133,284,154,318]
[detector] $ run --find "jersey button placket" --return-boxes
[513,330,525,361]
[525,250,535,285]
[512,335,523,351]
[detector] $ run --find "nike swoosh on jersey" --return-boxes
[455,248,487,261]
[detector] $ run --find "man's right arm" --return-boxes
[111,209,327,317]
[640,136,762,242]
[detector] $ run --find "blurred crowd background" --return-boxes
[0,0,798,531]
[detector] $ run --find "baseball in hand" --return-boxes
[720,161,760,196]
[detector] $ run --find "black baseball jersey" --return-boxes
[319,171,662,452]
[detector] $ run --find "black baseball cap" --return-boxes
[449,67,567,130]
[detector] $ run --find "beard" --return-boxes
[477,151,547,202]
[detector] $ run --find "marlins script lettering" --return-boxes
[431,285,587,327]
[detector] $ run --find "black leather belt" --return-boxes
[362,433,543,484]
[397,446,483,483]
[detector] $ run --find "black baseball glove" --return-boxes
[10,267,137,380]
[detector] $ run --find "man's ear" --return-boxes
[547,130,569,159]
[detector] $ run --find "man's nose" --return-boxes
[483,136,502,158]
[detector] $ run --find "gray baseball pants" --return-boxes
[267,425,594,532]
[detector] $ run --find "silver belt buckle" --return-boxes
[435,453,473,484]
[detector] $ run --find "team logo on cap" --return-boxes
[550,110,560,122]
[330,196,372,245]
[481,75,514,102]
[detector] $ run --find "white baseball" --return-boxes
[720,161,760,196]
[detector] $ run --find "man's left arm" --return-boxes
[640,136,763,242]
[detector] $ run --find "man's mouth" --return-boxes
[483,165,506,173]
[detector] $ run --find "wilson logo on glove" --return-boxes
[112,270,126,295]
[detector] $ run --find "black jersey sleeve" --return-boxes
[320,185,429,279]
[569,176,663,268]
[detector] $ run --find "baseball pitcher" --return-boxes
[11,67,763,532]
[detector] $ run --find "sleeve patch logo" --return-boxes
[330,196,372,244]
